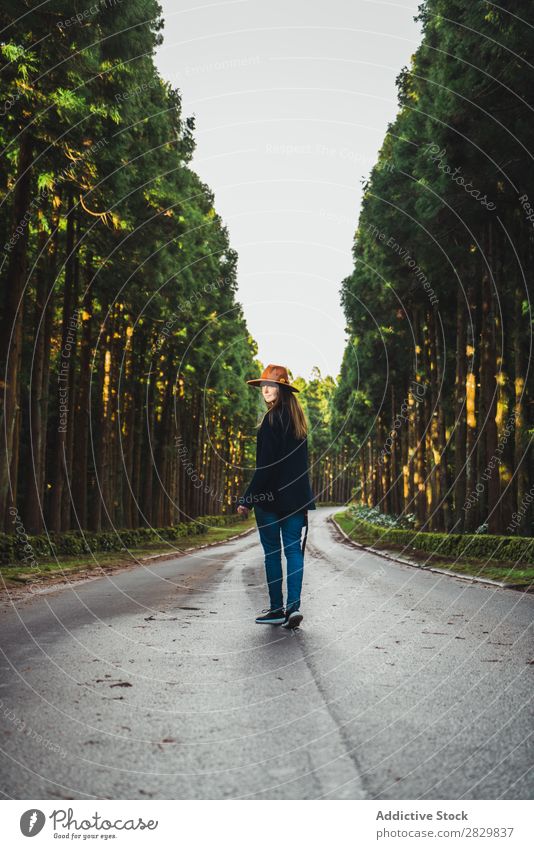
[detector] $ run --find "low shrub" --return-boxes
[0,513,246,565]
[340,515,534,564]
[349,505,416,529]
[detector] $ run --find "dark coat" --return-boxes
[239,403,316,516]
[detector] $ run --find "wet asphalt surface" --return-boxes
[0,507,532,800]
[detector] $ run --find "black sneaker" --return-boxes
[255,607,286,625]
[282,607,303,629]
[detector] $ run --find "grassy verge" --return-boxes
[334,511,534,587]
[1,517,255,589]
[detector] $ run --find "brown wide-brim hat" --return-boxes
[246,363,299,393]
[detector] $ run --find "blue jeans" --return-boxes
[254,505,306,612]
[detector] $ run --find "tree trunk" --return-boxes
[464,280,479,533]
[23,228,48,533]
[47,195,77,532]
[141,366,156,525]
[72,271,94,529]
[0,133,33,528]
[513,282,529,534]
[453,282,467,531]
[480,224,500,533]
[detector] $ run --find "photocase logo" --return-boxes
[20,809,46,836]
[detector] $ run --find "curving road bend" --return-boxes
[0,506,532,800]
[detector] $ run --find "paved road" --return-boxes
[0,507,532,800]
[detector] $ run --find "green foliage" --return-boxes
[0,0,259,530]
[350,505,415,529]
[334,0,534,535]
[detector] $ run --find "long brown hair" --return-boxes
[261,387,308,440]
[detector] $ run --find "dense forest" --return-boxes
[1,1,533,541]
[0,0,261,534]
[331,0,534,535]
[0,0,350,534]
[297,370,356,506]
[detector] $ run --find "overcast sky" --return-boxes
[154,0,422,381]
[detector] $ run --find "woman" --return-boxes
[237,364,316,629]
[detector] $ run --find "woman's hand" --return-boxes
[237,505,249,517]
